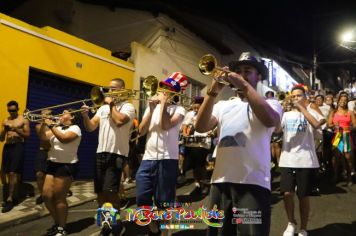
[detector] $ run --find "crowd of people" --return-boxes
[0,51,355,236]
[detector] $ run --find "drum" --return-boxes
[181,136,211,147]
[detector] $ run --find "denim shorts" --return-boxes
[136,159,179,208]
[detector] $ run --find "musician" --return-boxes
[278,86,325,236]
[34,109,52,205]
[0,100,30,213]
[81,78,135,235]
[195,52,282,236]
[182,96,212,196]
[39,109,81,236]
[136,72,187,235]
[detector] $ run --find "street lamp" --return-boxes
[340,28,356,51]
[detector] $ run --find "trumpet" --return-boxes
[198,54,236,89]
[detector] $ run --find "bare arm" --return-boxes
[327,110,336,128]
[297,105,326,129]
[351,112,356,129]
[0,120,7,142]
[110,103,130,127]
[38,123,50,141]
[195,80,223,133]
[309,103,323,116]
[225,73,280,128]
[160,102,184,131]
[81,105,100,132]
[139,112,153,136]
[274,120,283,133]
[48,126,78,143]
[139,101,158,136]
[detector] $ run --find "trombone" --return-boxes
[24,98,98,123]
[24,76,194,123]
[24,86,109,122]
[198,54,236,89]
[141,75,194,109]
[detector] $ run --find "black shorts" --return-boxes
[1,143,24,173]
[280,167,317,197]
[323,130,334,149]
[207,183,271,236]
[184,147,209,171]
[46,161,79,178]
[94,152,126,193]
[35,149,48,173]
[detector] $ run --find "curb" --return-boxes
[0,195,97,231]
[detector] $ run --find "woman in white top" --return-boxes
[39,109,81,236]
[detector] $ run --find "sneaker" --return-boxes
[99,223,112,236]
[54,226,68,236]
[36,195,44,205]
[189,186,202,196]
[283,222,297,236]
[46,224,58,236]
[123,178,131,185]
[310,187,320,196]
[1,201,14,213]
[120,197,130,210]
[298,229,308,236]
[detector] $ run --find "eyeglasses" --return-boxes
[7,109,18,112]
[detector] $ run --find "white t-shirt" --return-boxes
[211,98,283,190]
[182,110,211,149]
[182,110,195,125]
[279,109,323,168]
[143,104,186,160]
[95,102,136,156]
[48,125,81,163]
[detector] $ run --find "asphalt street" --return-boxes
[1,171,355,236]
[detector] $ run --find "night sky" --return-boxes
[1,0,356,80]
[170,0,356,62]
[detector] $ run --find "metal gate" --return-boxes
[23,69,98,180]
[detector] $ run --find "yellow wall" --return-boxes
[0,13,134,162]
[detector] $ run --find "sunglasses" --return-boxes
[8,109,18,112]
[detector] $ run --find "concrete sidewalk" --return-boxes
[0,181,96,230]
[0,180,136,231]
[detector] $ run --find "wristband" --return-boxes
[207,87,218,97]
